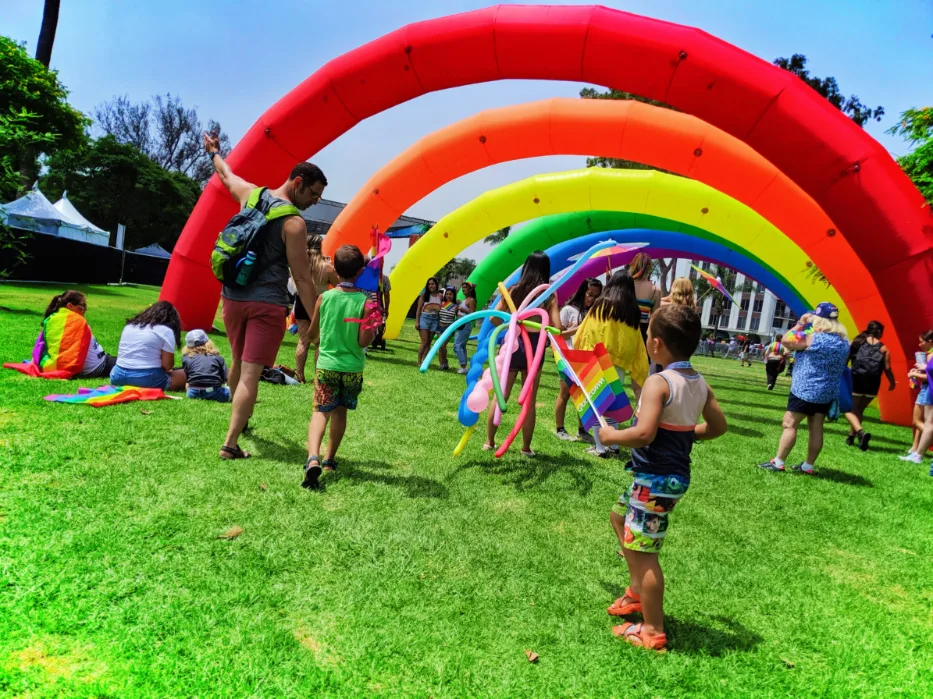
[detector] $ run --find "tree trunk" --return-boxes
[35,0,61,68]
[657,257,677,296]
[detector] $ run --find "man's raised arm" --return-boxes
[203,132,254,206]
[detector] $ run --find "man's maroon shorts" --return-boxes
[222,298,286,367]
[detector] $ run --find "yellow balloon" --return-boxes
[385,169,854,340]
[497,282,517,313]
[453,424,476,456]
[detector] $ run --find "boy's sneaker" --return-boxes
[577,430,595,444]
[457,367,468,375]
[585,446,610,459]
[555,427,577,441]
[790,463,814,474]
[758,459,785,472]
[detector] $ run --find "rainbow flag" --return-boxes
[691,264,736,306]
[3,308,91,379]
[552,337,633,430]
[44,385,173,407]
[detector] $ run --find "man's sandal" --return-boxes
[607,587,642,616]
[612,622,667,651]
[322,458,338,472]
[302,456,322,489]
[220,445,251,460]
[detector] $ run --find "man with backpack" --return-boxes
[203,131,327,460]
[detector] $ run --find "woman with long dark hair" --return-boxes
[555,277,603,441]
[574,270,649,456]
[844,320,896,450]
[484,251,562,457]
[42,290,117,378]
[110,300,186,391]
[415,277,443,366]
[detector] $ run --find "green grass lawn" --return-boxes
[1,282,931,698]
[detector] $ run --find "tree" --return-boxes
[483,226,511,246]
[34,0,60,68]
[773,54,883,127]
[0,36,88,196]
[94,94,230,186]
[40,136,201,250]
[437,257,477,287]
[887,107,933,204]
[656,258,678,296]
[579,88,674,170]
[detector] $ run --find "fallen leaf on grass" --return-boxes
[781,657,795,669]
[259,483,268,491]
[139,409,152,415]
[218,526,244,540]
[525,650,539,663]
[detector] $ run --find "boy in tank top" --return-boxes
[598,304,728,651]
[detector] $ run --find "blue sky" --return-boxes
[7,0,932,267]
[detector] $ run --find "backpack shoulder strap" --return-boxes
[264,203,301,222]
[245,187,266,209]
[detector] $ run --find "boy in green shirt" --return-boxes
[303,245,377,489]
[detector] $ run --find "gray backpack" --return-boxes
[211,187,299,285]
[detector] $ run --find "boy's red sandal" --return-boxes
[607,587,642,616]
[612,622,667,652]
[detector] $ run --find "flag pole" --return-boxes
[548,335,609,429]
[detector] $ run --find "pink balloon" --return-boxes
[467,387,489,413]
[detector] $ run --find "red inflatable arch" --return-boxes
[162,4,930,379]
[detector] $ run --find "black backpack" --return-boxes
[851,342,884,378]
[210,187,299,286]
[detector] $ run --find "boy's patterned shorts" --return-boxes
[611,472,689,553]
[314,369,363,412]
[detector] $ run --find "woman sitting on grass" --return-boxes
[110,301,186,392]
[43,290,117,378]
[758,302,849,474]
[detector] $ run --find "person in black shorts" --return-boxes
[844,320,896,450]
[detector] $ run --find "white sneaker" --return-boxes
[555,428,578,442]
[899,452,919,461]
[457,367,468,375]
[907,453,924,464]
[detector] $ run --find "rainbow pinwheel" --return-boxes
[691,264,736,306]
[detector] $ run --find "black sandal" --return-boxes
[302,456,322,489]
[220,445,251,460]
[322,458,338,472]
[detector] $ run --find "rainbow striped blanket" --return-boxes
[3,308,90,379]
[44,385,174,407]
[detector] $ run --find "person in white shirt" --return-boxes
[555,278,603,441]
[110,301,186,391]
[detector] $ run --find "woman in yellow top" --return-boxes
[574,270,649,457]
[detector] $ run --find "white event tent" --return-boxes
[0,185,110,247]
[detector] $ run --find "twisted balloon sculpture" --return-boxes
[419,240,618,456]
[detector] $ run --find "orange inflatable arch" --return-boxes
[161,5,930,396]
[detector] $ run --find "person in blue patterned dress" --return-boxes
[759,303,849,474]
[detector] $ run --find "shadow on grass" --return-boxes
[598,581,762,656]
[726,424,764,439]
[452,455,594,497]
[338,460,449,499]
[0,306,42,316]
[810,467,873,487]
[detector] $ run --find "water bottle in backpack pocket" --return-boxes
[210,187,300,286]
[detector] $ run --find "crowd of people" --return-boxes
[18,137,933,653]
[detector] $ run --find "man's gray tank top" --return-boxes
[221,189,294,308]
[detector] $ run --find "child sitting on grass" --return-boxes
[598,304,727,651]
[182,329,230,402]
[302,245,377,489]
